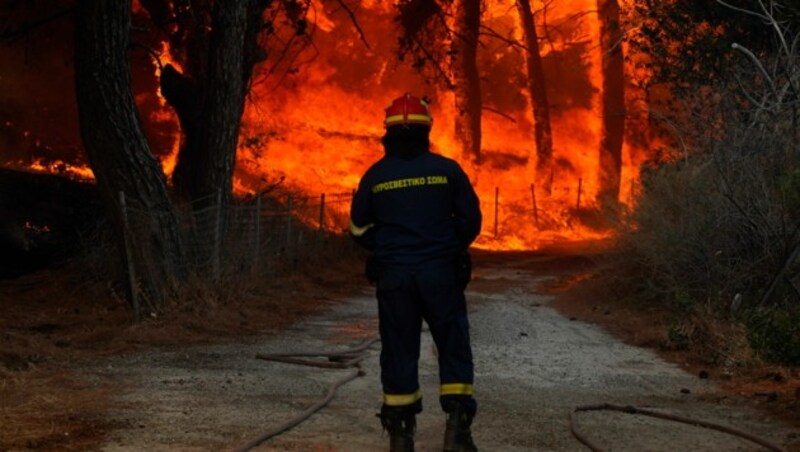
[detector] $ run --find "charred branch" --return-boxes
[482,106,517,123]
[517,0,554,192]
[131,42,166,70]
[478,25,526,51]
[244,0,270,89]
[160,64,202,122]
[453,0,483,164]
[332,0,370,49]
[597,0,625,205]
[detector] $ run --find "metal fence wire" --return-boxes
[121,190,357,282]
[118,182,597,303]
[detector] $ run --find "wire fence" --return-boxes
[118,181,603,311]
[118,189,357,316]
[123,190,356,277]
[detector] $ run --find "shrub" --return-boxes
[614,1,800,366]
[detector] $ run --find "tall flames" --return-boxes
[233,0,649,249]
[4,0,653,251]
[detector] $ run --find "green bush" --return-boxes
[747,304,800,366]
[613,0,800,367]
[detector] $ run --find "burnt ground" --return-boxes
[1,242,799,451]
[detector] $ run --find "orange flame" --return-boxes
[234,0,652,250]
[7,1,654,252]
[13,158,95,181]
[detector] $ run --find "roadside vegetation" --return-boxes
[0,200,364,450]
[608,1,800,369]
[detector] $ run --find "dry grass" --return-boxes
[0,368,118,451]
[0,235,367,450]
[547,256,800,429]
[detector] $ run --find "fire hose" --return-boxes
[569,403,786,452]
[232,336,380,452]
[231,337,787,451]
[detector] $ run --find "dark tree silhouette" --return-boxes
[74,0,185,309]
[72,0,306,309]
[395,0,483,164]
[452,0,482,164]
[598,0,625,205]
[140,0,274,209]
[516,0,554,194]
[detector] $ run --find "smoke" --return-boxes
[0,7,80,166]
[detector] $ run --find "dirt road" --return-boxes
[92,256,797,451]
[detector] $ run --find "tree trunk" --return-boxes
[170,1,251,209]
[452,0,482,165]
[74,0,185,308]
[516,0,554,194]
[598,0,625,205]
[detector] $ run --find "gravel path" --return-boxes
[93,261,797,451]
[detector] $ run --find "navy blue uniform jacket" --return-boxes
[350,150,482,267]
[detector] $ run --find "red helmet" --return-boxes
[384,93,433,128]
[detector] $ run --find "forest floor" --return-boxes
[1,242,799,451]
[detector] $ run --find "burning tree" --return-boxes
[75,0,187,308]
[516,0,554,194]
[597,0,625,206]
[396,0,484,164]
[73,0,308,311]
[453,0,483,165]
[4,0,656,260]
[139,0,272,208]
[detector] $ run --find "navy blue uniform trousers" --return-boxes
[377,261,476,415]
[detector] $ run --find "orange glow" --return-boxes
[234,0,653,250]
[145,40,183,176]
[13,158,95,181]
[8,1,656,252]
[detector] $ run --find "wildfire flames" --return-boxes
[3,0,653,251]
[233,0,650,249]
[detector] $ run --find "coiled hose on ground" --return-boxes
[232,336,380,451]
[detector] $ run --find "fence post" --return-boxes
[494,187,499,238]
[212,188,222,280]
[254,193,262,270]
[576,178,583,210]
[530,183,539,228]
[118,191,140,321]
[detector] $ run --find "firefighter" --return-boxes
[349,93,482,452]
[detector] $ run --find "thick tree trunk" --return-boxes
[452,0,482,165]
[598,0,625,205]
[147,0,266,274]
[74,0,185,307]
[171,1,250,209]
[516,0,554,194]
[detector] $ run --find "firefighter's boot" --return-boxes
[379,408,416,452]
[443,404,477,452]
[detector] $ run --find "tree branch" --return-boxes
[482,106,517,123]
[731,42,779,100]
[478,25,526,52]
[332,0,370,49]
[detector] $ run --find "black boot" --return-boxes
[443,404,477,452]
[379,408,416,452]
